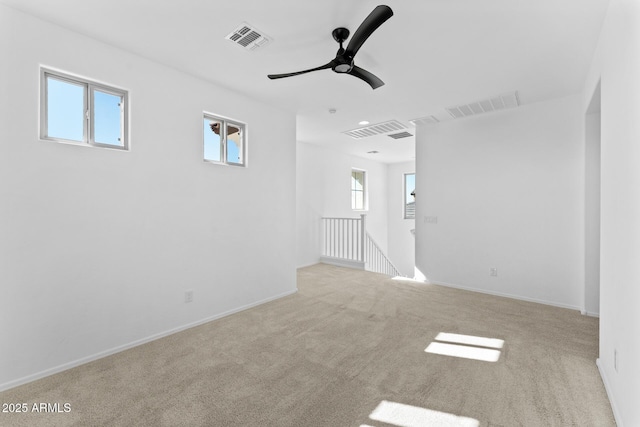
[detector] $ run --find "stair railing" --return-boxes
[365,233,402,277]
[322,214,365,264]
[321,214,402,277]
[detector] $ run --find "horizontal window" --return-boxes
[203,113,246,166]
[40,68,128,150]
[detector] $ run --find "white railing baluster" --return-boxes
[360,214,366,262]
[325,218,328,256]
[337,218,340,257]
[341,219,344,258]
[336,219,339,257]
[338,219,344,258]
[332,219,336,257]
[350,219,353,259]
[340,219,343,258]
[348,219,351,259]
[338,219,341,258]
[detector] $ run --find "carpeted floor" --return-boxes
[0,264,614,426]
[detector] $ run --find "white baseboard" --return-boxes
[0,289,297,393]
[297,261,320,269]
[596,358,623,427]
[580,308,600,318]
[320,256,365,270]
[429,280,581,311]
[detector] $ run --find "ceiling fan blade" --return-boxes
[268,61,335,80]
[345,5,393,58]
[347,65,385,89]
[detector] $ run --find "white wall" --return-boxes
[584,105,601,317]
[583,0,640,424]
[415,95,584,309]
[296,142,388,267]
[386,161,416,277]
[0,5,297,390]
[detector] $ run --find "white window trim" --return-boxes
[202,112,247,167]
[40,67,129,150]
[351,168,368,211]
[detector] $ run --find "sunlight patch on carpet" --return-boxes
[425,332,504,362]
[391,276,427,283]
[367,400,480,427]
[425,342,501,362]
[434,332,504,349]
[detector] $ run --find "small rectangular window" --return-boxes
[351,169,367,211]
[404,173,416,219]
[203,113,246,166]
[41,68,128,150]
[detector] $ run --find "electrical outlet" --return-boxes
[490,268,498,277]
[424,216,438,224]
[185,290,194,303]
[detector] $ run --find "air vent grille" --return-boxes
[225,23,270,50]
[388,131,413,139]
[343,120,407,139]
[409,115,440,126]
[447,91,519,119]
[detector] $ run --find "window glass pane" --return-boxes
[405,173,416,218]
[46,76,84,142]
[226,123,243,164]
[354,191,364,210]
[352,171,364,191]
[204,117,222,162]
[93,89,123,146]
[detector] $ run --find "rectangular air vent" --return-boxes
[388,131,413,139]
[447,91,520,119]
[343,120,407,139]
[225,22,270,50]
[409,115,440,127]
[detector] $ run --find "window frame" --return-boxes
[202,112,247,167]
[404,172,416,219]
[351,168,367,211]
[40,67,129,150]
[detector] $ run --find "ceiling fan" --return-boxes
[267,5,393,90]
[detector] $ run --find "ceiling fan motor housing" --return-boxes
[333,56,354,73]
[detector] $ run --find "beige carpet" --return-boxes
[0,264,614,426]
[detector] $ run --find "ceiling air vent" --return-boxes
[343,120,407,139]
[225,22,271,50]
[447,91,520,119]
[409,115,440,126]
[388,131,413,139]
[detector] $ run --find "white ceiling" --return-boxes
[2,0,609,163]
